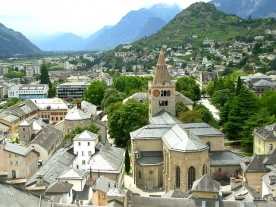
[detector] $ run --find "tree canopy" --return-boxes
[108,99,148,146]
[84,80,106,107]
[40,62,52,88]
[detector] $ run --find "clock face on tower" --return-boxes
[153,90,160,97]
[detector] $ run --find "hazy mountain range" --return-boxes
[209,0,276,19]
[31,3,181,51]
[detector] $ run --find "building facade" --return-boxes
[56,82,90,98]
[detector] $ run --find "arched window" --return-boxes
[165,100,168,106]
[202,164,207,175]
[176,166,180,188]
[164,91,167,96]
[167,90,171,96]
[188,166,195,189]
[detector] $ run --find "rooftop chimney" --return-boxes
[77,101,81,109]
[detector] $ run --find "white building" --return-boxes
[26,67,34,77]
[8,84,49,100]
[73,130,99,170]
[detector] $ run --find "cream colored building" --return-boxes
[253,123,276,155]
[0,136,38,179]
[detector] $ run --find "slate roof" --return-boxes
[192,174,220,193]
[179,123,224,137]
[254,123,276,141]
[261,171,276,191]
[210,150,244,166]
[4,142,34,156]
[45,181,73,193]
[73,130,98,141]
[162,124,209,152]
[1,114,19,122]
[136,151,163,166]
[30,125,63,150]
[130,124,171,140]
[0,182,52,207]
[240,154,276,173]
[6,99,39,117]
[162,190,190,198]
[222,184,261,202]
[88,144,124,174]
[26,147,76,187]
[149,110,182,125]
[92,176,123,194]
[58,168,88,180]
[65,100,96,120]
[175,91,194,106]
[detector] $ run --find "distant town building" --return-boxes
[8,84,49,100]
[56,82,90,98]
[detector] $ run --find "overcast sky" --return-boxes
[0,0,209,39]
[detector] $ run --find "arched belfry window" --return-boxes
[176,166,180,188]
[188,166,195,189]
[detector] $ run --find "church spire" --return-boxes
[153,48,171,84]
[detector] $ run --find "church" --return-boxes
[130,49,243,192]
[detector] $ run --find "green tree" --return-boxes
[62,124,100,146]
[125,148,130,174]
[178,110,202,123]
[40,62,52,88]
[101,88,126,112]
[84,80,106,107]
[108,99,148,146]
[224,88,259,141]
[235,76,242,96]
[211,89,233,109]
[260,90,276,116]
[175,101,189,117]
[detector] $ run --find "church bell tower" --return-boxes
[149,49,175,117]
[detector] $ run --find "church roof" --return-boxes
[191,174,220,193]
[150,110,182,125]
[130,124,171,140]
[152,49,171,84]
[162,124,209,152]
[179,123,224,137]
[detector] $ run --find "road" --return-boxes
[197,98,220,120]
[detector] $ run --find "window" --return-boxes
[9,161,13,165]
[76,165,79,169]
[15,161,19,165]
[23,128,25,131]
[88,142,90,146]
[82,160,85,165]
[202,164,207,175]
[88,151,92,156]
[138,171,142,179]
[176,166,180,188]
[188,166,195,189]
[270,144,273,151]
[78,142,81,146]
[15,154,18,157]
[102,193,106,199]
[82,151,84,156]
[9,153,12,158]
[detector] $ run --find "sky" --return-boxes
[0,0,209,40]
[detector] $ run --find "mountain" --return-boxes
[84,3,181,50]
[34,33,84,51]
[133,17,167,41]
[107,2,276,57]
[0,23,41,56]
[209,0,276,18]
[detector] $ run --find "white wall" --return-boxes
[73,139,98,170]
